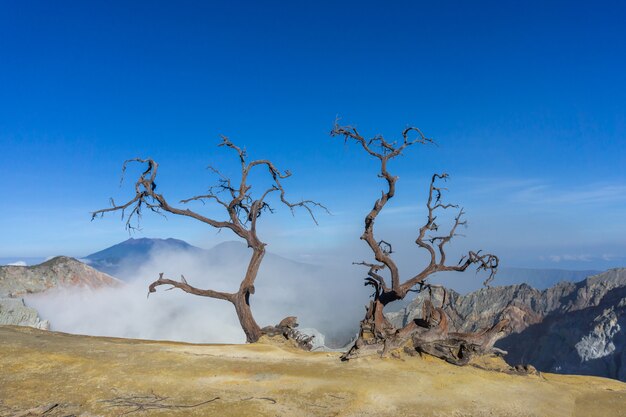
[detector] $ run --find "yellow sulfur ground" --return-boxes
[1,326,625,416]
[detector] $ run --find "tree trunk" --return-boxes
[362,298,395,339]
[233,291,262,343]
[234,245,265,343]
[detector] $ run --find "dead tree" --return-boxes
[92,136,325,343]
[331,122,510,363]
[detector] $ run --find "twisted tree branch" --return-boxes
[92,136,326,343]
[333,121,504,362]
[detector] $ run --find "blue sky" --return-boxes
[1,1,625,270]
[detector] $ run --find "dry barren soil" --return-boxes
[1,326,625,417]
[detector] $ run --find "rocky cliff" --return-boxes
[0,298,49,329]
[386,268,626,381]
[0,256,121,328]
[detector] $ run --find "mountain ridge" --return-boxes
[82,237,601,290]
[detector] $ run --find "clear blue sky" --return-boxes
[1,1,625,270]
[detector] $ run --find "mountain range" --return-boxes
[81,237,599,290]
[82,238,318,281]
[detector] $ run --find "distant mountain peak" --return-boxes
[83,237,207,278]
[40,256,82,267]
[120,237,192,246]
[85,237,202,260]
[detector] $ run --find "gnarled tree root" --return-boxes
[342,308,511,365]
[260,316,315,351]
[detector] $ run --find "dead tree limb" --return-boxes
[99,391,220,415]
[93,136,327,343]
[331,121,509,362]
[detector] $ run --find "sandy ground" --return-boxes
[1,326,625,417]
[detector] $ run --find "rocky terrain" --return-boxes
[0,298,49,329]
[1,325,625,417]
[0,256,121,328]
[387,268,626,380]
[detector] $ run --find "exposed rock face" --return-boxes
[0,298,49,329]
[575,308,620,362]
[386,268,626,381]
[0,256,121,329]
[386,282,573,333]
[500,284,626,381]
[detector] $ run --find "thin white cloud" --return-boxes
[458,176,626,207]
[460,177,543,194]
[7,260,27,266]
[513,184,626,206]
[541,254,594,263]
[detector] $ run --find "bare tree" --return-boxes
[92,136,325,343]
[331,122,510,363]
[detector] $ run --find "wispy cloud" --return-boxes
[460,177,626,207]
[539,253,624,263]
[512,184,626,206]
[541,254,594,263]
[460,177,543,195]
